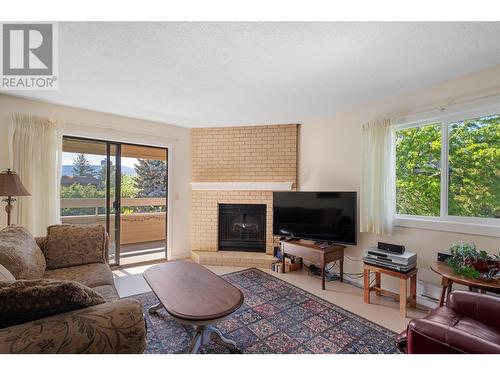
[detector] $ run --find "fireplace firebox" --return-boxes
[218,204,266,252]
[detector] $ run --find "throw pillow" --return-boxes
[0,226,46,279]
[45,225,107,269]
[0,279,106,329]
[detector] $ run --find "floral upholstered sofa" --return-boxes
[0,225,146,354]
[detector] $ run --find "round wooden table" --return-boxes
[431,261,500,306]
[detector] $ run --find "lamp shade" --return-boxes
[0,169,30,197]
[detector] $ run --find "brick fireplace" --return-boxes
[190,124,298,267]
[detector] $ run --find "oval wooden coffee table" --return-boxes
[143,261,244,353]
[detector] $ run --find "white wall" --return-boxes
[0,94,191,260]
[299,65,500,293]
[1,64,498,293]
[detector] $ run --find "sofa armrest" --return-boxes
[0,298,146,353]
[407,319,462,354]
[447,291,500,330]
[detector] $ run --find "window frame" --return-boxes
[392,98,500,237]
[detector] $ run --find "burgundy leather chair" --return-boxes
[396,290,500,354]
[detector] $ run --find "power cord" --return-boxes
[324,260,365,278]
[307,264,375,284]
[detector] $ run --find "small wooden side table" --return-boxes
[363,263,417,317]
[431,262,500,307]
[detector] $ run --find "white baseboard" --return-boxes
[416,280,441,309]
[169,253,191,261]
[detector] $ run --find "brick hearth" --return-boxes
[191,250,276,268]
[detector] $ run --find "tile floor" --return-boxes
[113,260,427,333]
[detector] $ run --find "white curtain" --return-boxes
[9,113,62,236]
[360,119,395,235]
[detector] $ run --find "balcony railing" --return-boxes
[60,197,166,245]
[61,197,166,211]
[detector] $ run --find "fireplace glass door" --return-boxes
[218,204,266,252]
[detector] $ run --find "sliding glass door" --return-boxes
[119,144,168,265]
[61,136,168,266]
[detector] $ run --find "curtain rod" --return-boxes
[391,92,500,123]
[63,121,180,142]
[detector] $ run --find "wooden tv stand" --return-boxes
[280,239,345,290]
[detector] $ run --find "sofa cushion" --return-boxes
[452,316,500,348]
[0,226,46,279]
[0,279,106,329]
[92,284,120,302]
[0,264,15,282]
[43,263,114,288]
[45,225,106,269]
[409,306,500,354]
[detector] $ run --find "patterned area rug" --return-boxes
[133,268,399,354]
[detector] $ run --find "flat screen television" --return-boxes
[273,191,357,245]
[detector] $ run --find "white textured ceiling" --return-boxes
[4,22,500,127]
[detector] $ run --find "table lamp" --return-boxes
[0,169,30,226]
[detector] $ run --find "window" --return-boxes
[394,107,499,234]
[395,123,441,216]
[448,115,499,219]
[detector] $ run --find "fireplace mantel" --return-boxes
[190,182,293,191]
